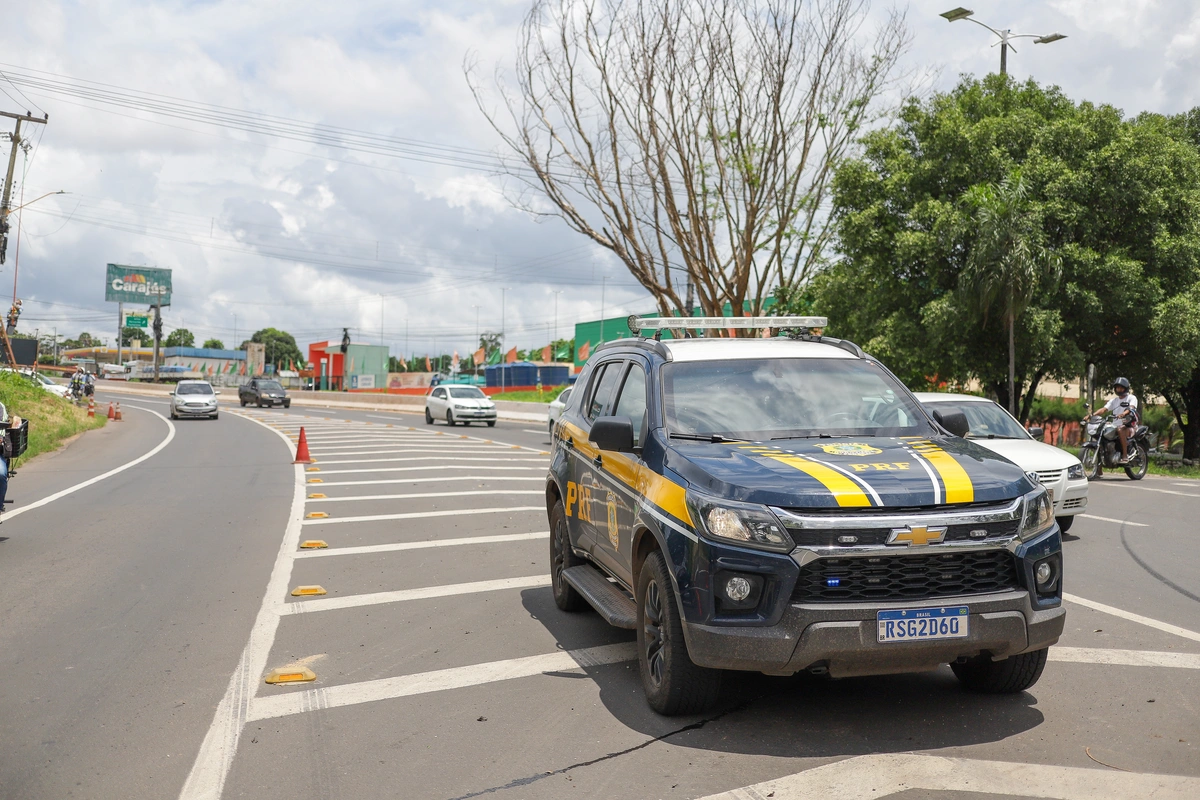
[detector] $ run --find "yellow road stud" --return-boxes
[306,511,329,519]
[540,451,550,456]
[306,467,321,472]
[299,540,328,549]
[308,478,323,484]
[386,424,394,428]
[460,435,469,440]
[308,493,327,498]
[512,445,522,450]
[265,666,317,684]
[291,585,327,597]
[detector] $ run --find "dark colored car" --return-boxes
[239,378,291,408]
[547,324,1064,715]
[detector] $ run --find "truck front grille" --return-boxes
[792,550,1020,603]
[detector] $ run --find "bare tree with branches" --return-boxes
[468,0,910,321]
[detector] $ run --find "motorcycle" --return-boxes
[1080,404,1150,481]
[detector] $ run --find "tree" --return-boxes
[249,327,305,371]
[120,326,147,347]
[959,170,1060,414]
[815,75,1200,430]
[469,0,910,321]
[479,332,502,360]
[164,328,196,348]
[202,338,224,349]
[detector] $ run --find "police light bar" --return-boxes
[628,315,827,333]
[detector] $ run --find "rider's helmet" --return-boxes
[1113,377,1130,391]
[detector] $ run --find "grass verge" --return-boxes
[0,372,106,462]
[488,386,569,403]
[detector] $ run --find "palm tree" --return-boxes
[959,170,1060,415]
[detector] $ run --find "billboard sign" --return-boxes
[106,264,172,305]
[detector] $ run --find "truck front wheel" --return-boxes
[951,647,1048,694]
[637,550,722,715]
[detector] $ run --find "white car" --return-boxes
[170,380,220,420]
[30,371,70,398]
[916,392,1088,532]
[425,384,496,427]
[547,386,574,434]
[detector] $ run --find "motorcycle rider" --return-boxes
[1101,377,1139,464]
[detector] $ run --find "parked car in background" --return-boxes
[547,387,573,434]
[239,378,290,408]
[915,393,1088,532]
[29,371,70,399]
[425,384,496,426]
[170,380,220,420]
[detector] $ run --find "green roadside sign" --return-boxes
[125,314,149,328]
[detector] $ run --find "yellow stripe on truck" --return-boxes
[745,448,872,507]
[910,440,975,504]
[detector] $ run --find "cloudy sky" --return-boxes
[2,0,1198,359]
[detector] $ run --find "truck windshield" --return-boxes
[259,381,283,391]
[662,358,933,440]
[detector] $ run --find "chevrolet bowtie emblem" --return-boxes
[888,524,948,547]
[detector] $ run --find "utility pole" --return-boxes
[0,109,48,367]
[117,301,123,371]
[152,288,164,382]
[552,290,562,346]
[501,287,510,394]
[600,277,609,342]
[471,304,481,377]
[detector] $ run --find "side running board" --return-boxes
[561,564,637,629]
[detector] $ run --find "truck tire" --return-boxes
[239,398,247,407]
[284,400,291,409]
[549,500,586,612]
[951,647,1048,694]
[637,550,722,715]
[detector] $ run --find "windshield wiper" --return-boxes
[770,433,868,441]
[670,433,750,443]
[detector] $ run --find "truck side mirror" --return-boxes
[590,416,637,453]
[932,408,970,438]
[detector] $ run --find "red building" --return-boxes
[307,341,345,390]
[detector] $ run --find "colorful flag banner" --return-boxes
[424,356,432,371]
[541,344,552,362]
[578,341,590,360]
[473,347,486,364]
[505,347,518,364]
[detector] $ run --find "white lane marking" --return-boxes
[313,475,544,488]
[6,405,176,522]
[261,415,551,455]
[523,429,548,434]
[310,454,533,465]
[302,505,544,526]
[307,490,543,503]
[1049,647,1200,669]
[246,641,635,722]
[1064,593,1200,643]
[280,574,551,615]
[294,531,549,559]
[1099,482,1200,499]
[313,461,544,476]
[1079,513,1149,527]
[366,414,421,421]
[178,417,305,800]
[309,466,544,480]
[697,753,1200,800]
[1172,481,1197,487]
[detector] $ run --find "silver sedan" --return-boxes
[170,380,220,420]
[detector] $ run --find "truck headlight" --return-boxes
[686,491,793,552]
[1019,486,1055,540]
[1067,463,1084,480]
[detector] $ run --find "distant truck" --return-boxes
[238,378,291,408]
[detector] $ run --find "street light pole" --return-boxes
[552,290,563,346]
[471,304,481,376]
[939,7,1066,75]
[501,287,511,394]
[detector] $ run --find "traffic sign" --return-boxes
[125,314,149,328]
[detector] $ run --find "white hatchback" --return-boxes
[547,387,574,434]
[425,384,497,427]
[916,393,1088,532]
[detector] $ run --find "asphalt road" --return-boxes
[1,395,1197,799]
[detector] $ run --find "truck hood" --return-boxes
[663,436,1032,510]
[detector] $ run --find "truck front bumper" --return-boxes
[682,590,1065,677]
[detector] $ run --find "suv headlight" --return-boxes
[686,491,793,552]
[1067,463,1084,480]
[1019,486,1055,540]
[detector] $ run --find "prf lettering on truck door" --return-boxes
[565,481,593,522]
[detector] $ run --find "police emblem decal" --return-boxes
[606,491,619,549]
[815,442,884,456]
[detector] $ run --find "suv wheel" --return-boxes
[951,647,1048,694]
[637,550,722,715]
[424,408,433,425]
[549,500,586,612]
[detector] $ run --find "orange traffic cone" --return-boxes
[87,397,95,418]
[115,402,123,421]
[107,402,116,420]
[294,427,313,464]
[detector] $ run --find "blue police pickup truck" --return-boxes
[546,317,1064,715]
